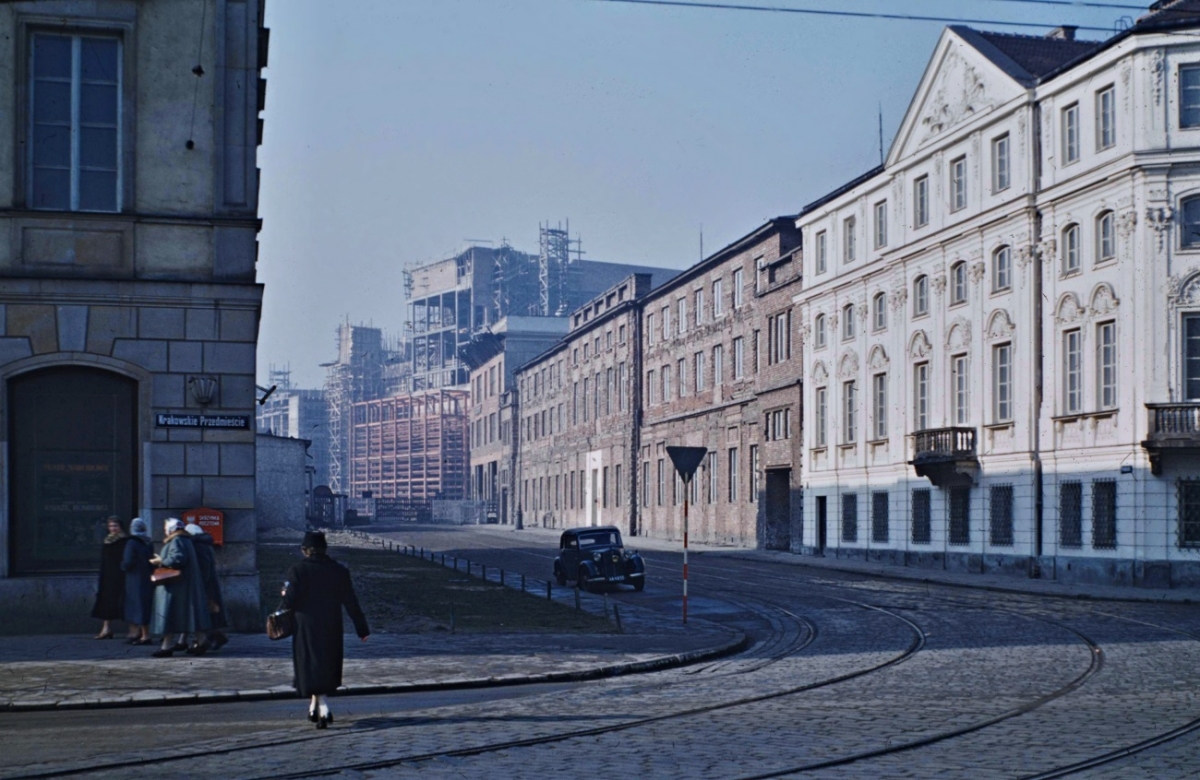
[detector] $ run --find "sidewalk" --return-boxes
[495,524,1200,604]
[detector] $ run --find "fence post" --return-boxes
[574,586,580,611]
[547,581,552,600]
[614,604,623,633]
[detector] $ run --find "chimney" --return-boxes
[1047,25,1078,40]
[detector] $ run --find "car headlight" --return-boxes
[623,550,632,559]
[592,552,601,561]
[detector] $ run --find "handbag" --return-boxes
[266,605,294,641]
[150,567,181,584]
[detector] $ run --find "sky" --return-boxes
[256,0,1148,388]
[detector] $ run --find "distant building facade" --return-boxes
[0,0,268,629]
[795,6,1200,586]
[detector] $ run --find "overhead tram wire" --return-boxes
[583,0,1124,31]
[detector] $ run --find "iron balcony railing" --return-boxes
[912,427,977,460]
[1147,403,1200,438]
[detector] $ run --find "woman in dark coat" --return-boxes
[149,518,210,657]
[186,522,229,652]
[282,532,370,729]
[121,517,155,644]
[91,516,126,639]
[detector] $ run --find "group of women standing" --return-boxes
[91,516,229,656]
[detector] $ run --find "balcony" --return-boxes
[1142,403,1200,475]
[910,427,978,487]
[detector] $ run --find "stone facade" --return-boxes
[255,434,308,532]
[0,0,266,630]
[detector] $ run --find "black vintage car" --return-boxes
[553,526,645,592]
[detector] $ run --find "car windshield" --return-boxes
[578,531,621,548]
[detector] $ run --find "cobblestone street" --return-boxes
[4,526,1199,779]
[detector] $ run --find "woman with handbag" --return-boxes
[90,516,126,640]
[121,517,155,645]
[186,522,229,653]
[281,532,370,729]
[149,518,210,657]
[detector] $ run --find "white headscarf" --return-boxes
[164,518,184,535]
[129,517,151,542]
[185,523,204,536]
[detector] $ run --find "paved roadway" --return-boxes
[5,524,1200,779]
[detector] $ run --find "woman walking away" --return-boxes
[121,518,155,644]
[149,518,210,657]
[91,516,126,639]
[186,523,229,653]
[282,532,370,729]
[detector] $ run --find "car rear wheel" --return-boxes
[633,577,645,592]
[554,565,566,587]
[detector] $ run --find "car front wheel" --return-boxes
[578,568,591,593]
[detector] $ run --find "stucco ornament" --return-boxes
[812,360,829,384]
[890,286,909,311]
[945,317,972,350]
[837,351,860,380]
[909,330,933,359]
[986,309,1015,341]
[1036,238,1057,263]
[1153,49,1166,105]
[1090,283,1120,317]
[969,262,986,284]
[1146,206,1173,254]
[828,311,839,330]
[857,303,869,324]
[868,344,890,370]
[1174,273,1200,307]
[1118,209,1138,239]
[919,49,993,141]
[1017,244,1036,269]
[931,274,947,297]
[1056,292,1084,325]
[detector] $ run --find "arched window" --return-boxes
[1062,224,1080,273]
[1181,196,1200,249]
[872,293,887,331]
[951,261,968,304]
[913,275,929,317]
[814,314,826,349]
[1096,210,1115,263]
[842,304,856,340]
[993,245,1011,291]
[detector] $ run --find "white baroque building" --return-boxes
[795,2,1200,587]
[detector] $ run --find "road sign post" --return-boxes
[666,446,706,626]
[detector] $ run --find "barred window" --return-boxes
[872,490,889,543]
[842,493,858,542]
[990,484,1014,546]
[912,488,932,544]
[1092,479,1117,549]
[949,486,971,545]
[1060,481,1083,547]
[1178,479,1200,548]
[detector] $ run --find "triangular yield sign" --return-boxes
[666,446,708,484]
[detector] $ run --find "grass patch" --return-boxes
[258,544,614,634]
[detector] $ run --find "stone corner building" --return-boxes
[0,0,267,630]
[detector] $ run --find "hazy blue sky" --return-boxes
[257,0,1144,387]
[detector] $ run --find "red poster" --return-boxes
[183,507,224,546]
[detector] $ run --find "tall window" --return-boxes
[814,231,827,275]
[646,370,656,406]
[911,488,932,544]
[815,387,828,447]
[646,313,655,346]
[615,464,622,507]
[676,358,686,398]
[992,133,1010,192]
[842,304,856,340]
[713,278,725,316]
[1182,65,1200,129]
[662,306,671,340]
[619,362,628,411]
[662,364,672,401]
[1097,321,1117,409]
[1178,479,1200,548]
[694,352,705,392]
[732,268,744,308]
[914,362,929,431]
[728,448,738,502]
[677,298,687,334]
[768,310,791,365]
[952,354,969,425]
[872,373,888,440]
[30,34,122,212]
[713,344,724,386]
[950,156,967,212]
[872,293,887,331]
[706,452,717,504]
[914,175,929,227]
[1183,196,1200,249]
[1064,329,1082,414]
[874,201,888,248]
[1063,223,1080,273]
[993,246,1011,291]
[951,261,968,304]
[1060,481,1083,547]
[1093,479,1117,549]
[843,380,858,443]
[733,337,745,379]
[844,216,857,263]
[1062,102,1080,163]
[1096,85,1116,150]
[642,462,649,507]
[1097,211,1115,263]
[993,343,1012,423]
[694,288,704,326]
[913,275,929,316]
[842,494,858,542]
[814,314,827,348]
[749,444,759,503]
[657,459,665,506]
[872,491,889,543]
[990,484,1014,546]
[949,486,971,545]
[606,367,614,415]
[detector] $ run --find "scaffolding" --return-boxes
[323,322,387,494]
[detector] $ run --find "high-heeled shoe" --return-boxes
[151,648,174,658]
[308,709,319,723]
[93,631,113,640]
[316,716,329,730]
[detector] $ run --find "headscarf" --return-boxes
[129,517,151,543]
[164,518,184,536]
[185,523,204,536]
[103,515,126,545]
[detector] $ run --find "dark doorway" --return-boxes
[764,468,791,551]
[10,367,137,575]
[816,495,828,554]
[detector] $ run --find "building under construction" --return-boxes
[256,365,331,488]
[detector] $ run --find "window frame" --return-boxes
[872,372,888,441]
[991,133,1011,193]
[1181,196,1200,250]
[842,304,856,341]
[950,155,967,212]
[913,275,929,317]
[993,342,1013,423]
[951,261,968,305]
[872,292,887,332]
[1064,328,1083,414]
[843,380,858,444]
[914,175,929,228]
[1096,85,1116,151]
[814,231,827,275]
[843,216,857,263]
[1063,223,1081,274]
[815,386,828,447]
[1096,210,1115,264]
[874,200,888,248]
[732,268,744,309]
[993,245,1011,292]
[952,353,969,425]
[1182,64,1200,129]
[1097,320,1117,410]
[1062,102,1080,164]
[913,361,929,431]
[814,314,827,349]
